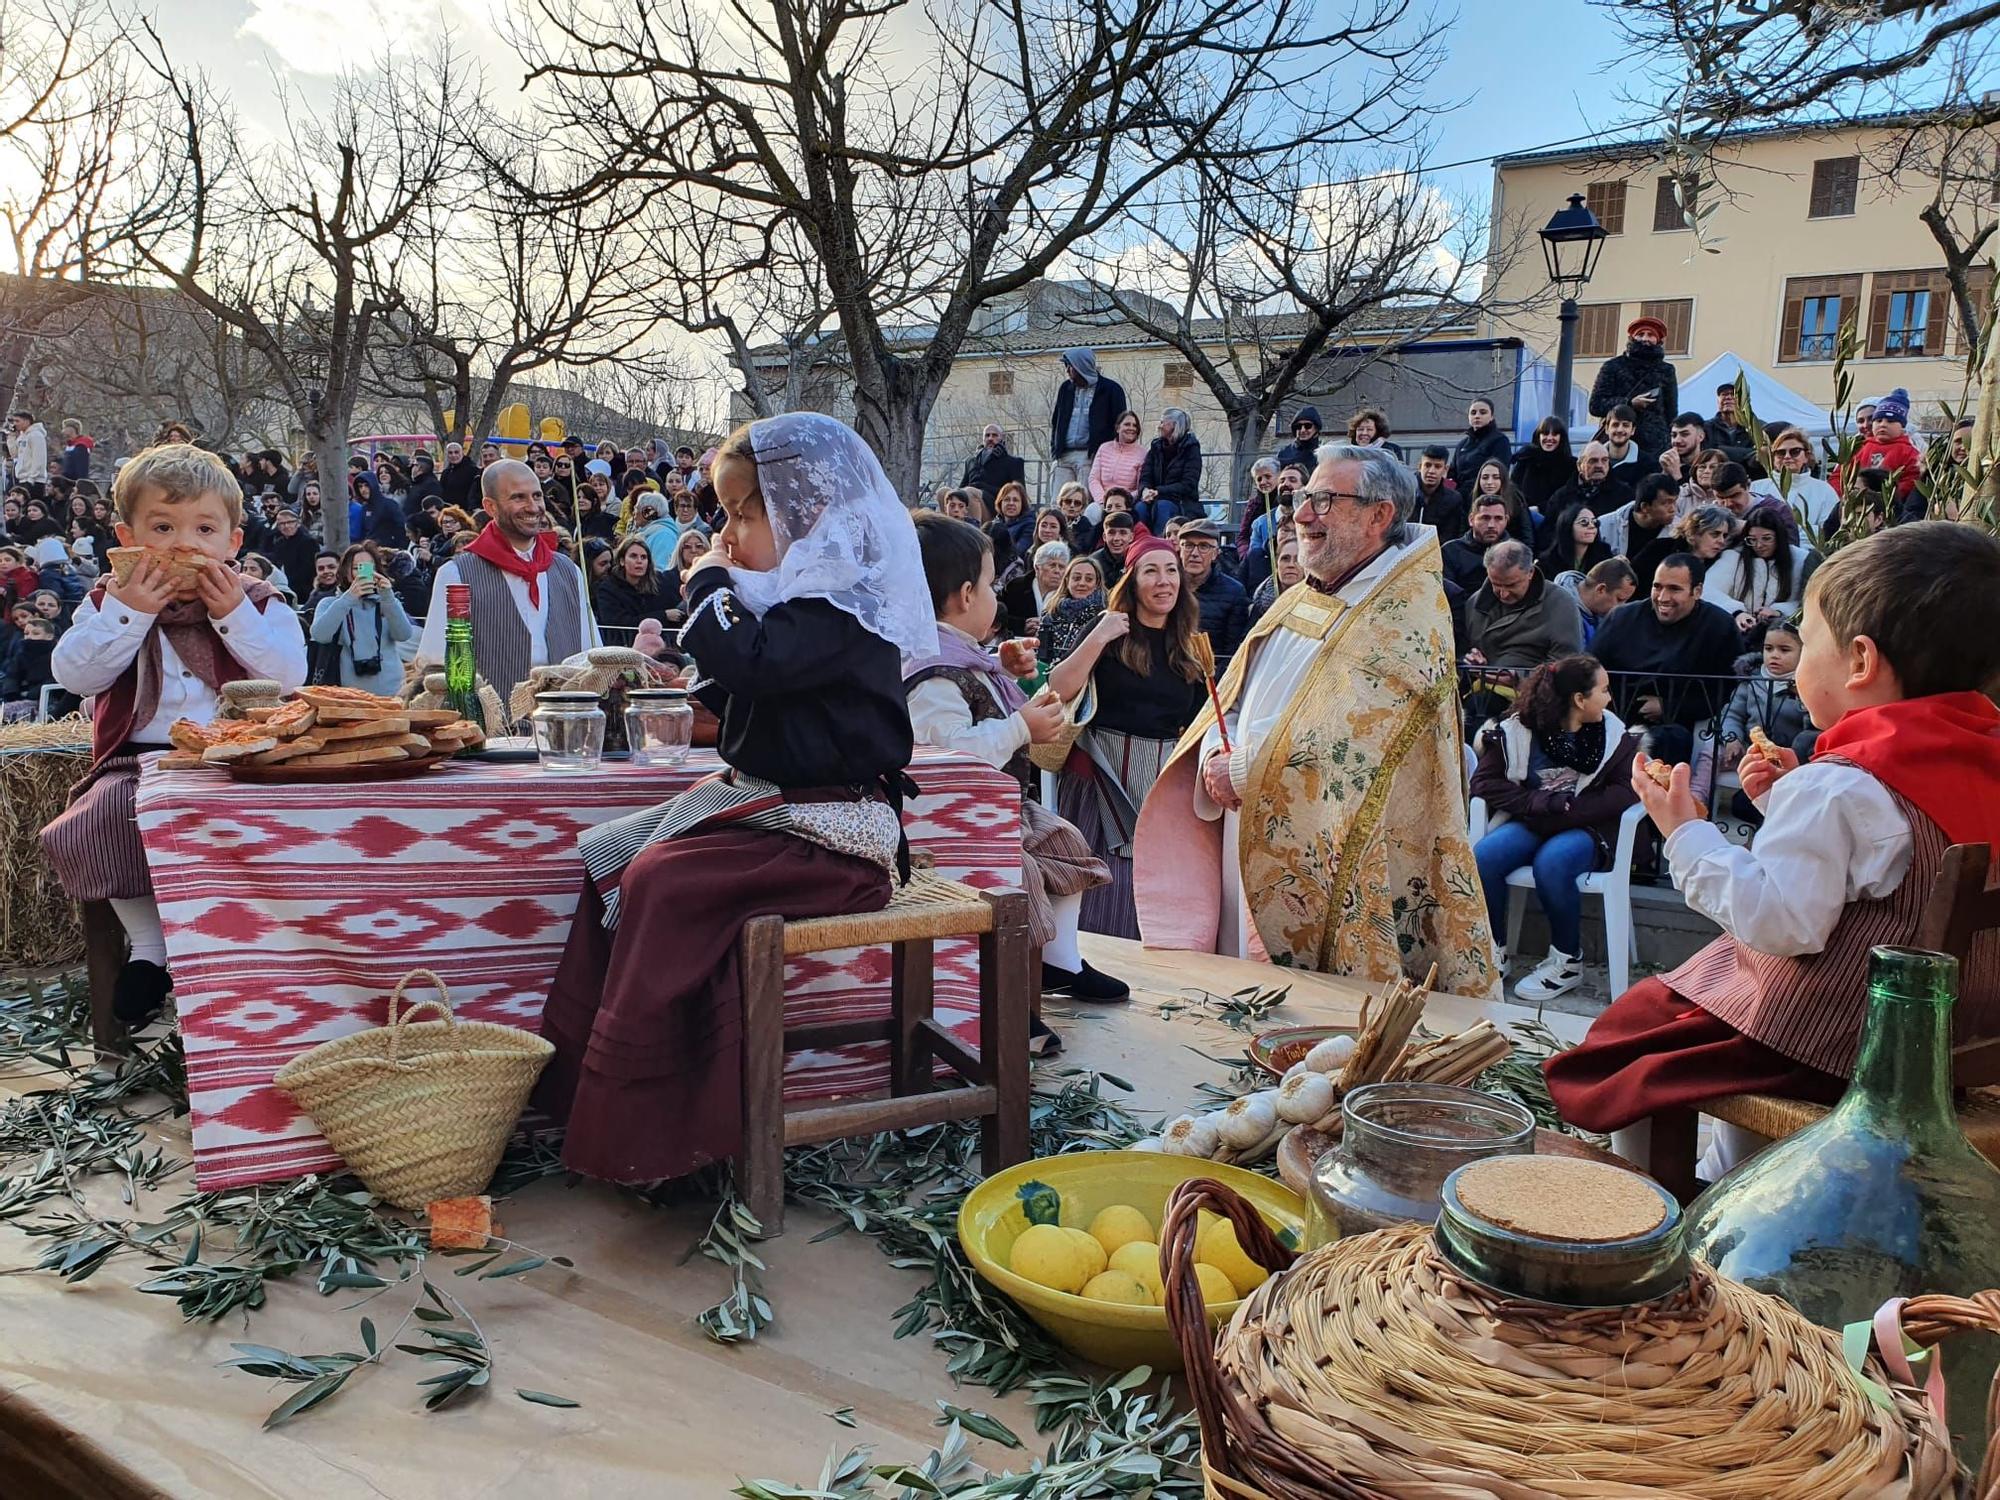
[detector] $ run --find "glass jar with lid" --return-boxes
[1307,1082,1535,1246]
[530,691,606,771]
[625,688,694,767]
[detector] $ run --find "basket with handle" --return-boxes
[272,969,554,1209]
[1027,679,1096,774]
[1162,1177,2000,1500]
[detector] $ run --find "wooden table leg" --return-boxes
[738,916,788,1234]
[80,900,129,1057]
[980,892,1032,1172]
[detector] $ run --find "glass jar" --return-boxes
[1684,946,2000,1470]
[530,691,605,771]
[1307,1082,1535,1246]
[625,688,694,767]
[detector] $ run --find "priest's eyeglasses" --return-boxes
[1293,489,1381,518]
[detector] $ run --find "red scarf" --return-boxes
[1813,691,2000,849]
[465,525,561,606]
[85,579,280,778]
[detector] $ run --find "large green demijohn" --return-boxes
[1684,946,2000,1466]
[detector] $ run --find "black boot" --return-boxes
[112,959,172,1031]
[1028,1016,1064,1057]
[1041,960,1131,1004]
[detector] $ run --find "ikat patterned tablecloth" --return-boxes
[134,750,1023,1189]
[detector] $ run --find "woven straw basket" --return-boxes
[273,970,554,1209]
[1027,680,1096,774]
[1162,1177,2000,1500]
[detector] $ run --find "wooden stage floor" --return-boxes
[0,938,1581,1499]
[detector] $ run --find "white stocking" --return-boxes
[1044,893,1083,972]
[109,896,168,967]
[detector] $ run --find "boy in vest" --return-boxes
[41,445,307,1028]
[904,515,1130,1036]
[1548,523,2000,1176]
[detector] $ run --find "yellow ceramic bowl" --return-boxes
[956,1150,1306,1370]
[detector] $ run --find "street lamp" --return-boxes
[1539,192,1609,431]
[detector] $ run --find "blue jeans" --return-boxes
[1473,823,1597,955]
[1134,497,1192,534]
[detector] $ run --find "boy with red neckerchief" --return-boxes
[1547,523,2000,1176]
[40,445,305,1029]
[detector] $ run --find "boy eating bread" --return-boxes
[41,445,306,1029]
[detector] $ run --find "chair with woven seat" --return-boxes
[1643,843,2000,1202]
[737,864,1032,1231]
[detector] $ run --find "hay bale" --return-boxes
[0,721,92,968]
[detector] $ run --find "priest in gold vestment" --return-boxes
[1134,445,1498,997]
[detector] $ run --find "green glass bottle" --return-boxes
[443,583,484,730]
[1684,946,2000,1467]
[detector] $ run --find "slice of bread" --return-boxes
[316,716,411,742]
[201,735,280,764]
[241,735,327,766]
[298,685,404,711]
[403,708,462,727]
[107,545,208,588]
[286,744,408,768]
[157,750,210,770]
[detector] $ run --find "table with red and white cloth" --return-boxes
[133,749,1022,1190]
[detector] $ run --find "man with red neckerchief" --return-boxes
[417,458,599,715]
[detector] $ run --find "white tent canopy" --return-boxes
[1679,352,1832,437]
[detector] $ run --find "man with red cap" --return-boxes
[1589,314,1680,456]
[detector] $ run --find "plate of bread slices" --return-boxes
[156,684,484,782]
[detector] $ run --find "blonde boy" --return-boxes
[41,444,306,1029]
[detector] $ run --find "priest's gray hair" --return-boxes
[1318,444,1417,547]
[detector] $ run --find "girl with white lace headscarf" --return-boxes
[541,412,931,1187]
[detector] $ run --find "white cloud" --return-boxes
[238,0,507,76]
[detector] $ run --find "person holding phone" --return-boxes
[1588,315,1680,456]
[310,540,412,695]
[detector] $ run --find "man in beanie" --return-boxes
[1273,405,1323,476]
[1588,316,1679,456]
[1840,386,1921,510]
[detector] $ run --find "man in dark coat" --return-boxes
[439,441,479,510]
[1441,495,1511,596]
[1588,315,1679,456]
[1050,348,1127,492]
[405,452,444,512]
[960,423,1027,502]
[1273,405,1322,475]
[1590,554,1741,728]
[1175,517,1248,661]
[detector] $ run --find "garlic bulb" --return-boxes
[1129,1136,1165,1153]
[1305,1034,1357,1073]
[1217,1091,1279,1150]
[1276,1069,1336,1125]
[1159,1113,1220,1158]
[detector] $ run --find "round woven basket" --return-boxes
[1027,681,1096,774]
[272,970,554,1209]
[1162,1178,2000,1500]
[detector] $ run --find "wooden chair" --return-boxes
[1645,843,2000,1202]
[79,899,129,1054]
[737,866,1033,1232]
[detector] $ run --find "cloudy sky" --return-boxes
[158,0,1644,206]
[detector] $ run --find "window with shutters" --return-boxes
[1576,302,1621,358]
[1163,360,1194,389]
[1866,270,1948,358]
[987,369,1014,397]
[1637,298,1694,355]
[1585,181,1627,235]
[1653,174,1698,232]
[1808,156,1859,218]
[1778,274,1861,362]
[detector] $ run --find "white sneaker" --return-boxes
[1514,949,1584,1002]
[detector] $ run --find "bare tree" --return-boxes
[1075,154,1503,505]
[514,0,1444,497]
[367,130,665,452]
[115,34,472,549]
[0,0,172,414]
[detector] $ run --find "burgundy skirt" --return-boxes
[535,827,891,1184]
[1544,976,1845,1133]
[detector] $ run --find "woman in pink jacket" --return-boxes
[1087,410,1146,510]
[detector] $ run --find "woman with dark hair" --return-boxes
[1051,537,1209,936]
[574,473,621,542]
[595,538,669,632]
[1536,504,1612,579]
[1472,458,1534,544]
[1029,506,1069,551]
[1450,397,1514,496]
[1512,416,1575,517]
[1346,407,1405,461]
[309,541,413,696]
[1703,499,1811,640]
[1469,653,1640,1001]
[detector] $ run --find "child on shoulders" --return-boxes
[1547,523,2000,1175]
[906,514,1130,1018]
[40,446,307,1029]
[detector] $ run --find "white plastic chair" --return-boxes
[1468,794,1646,997]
